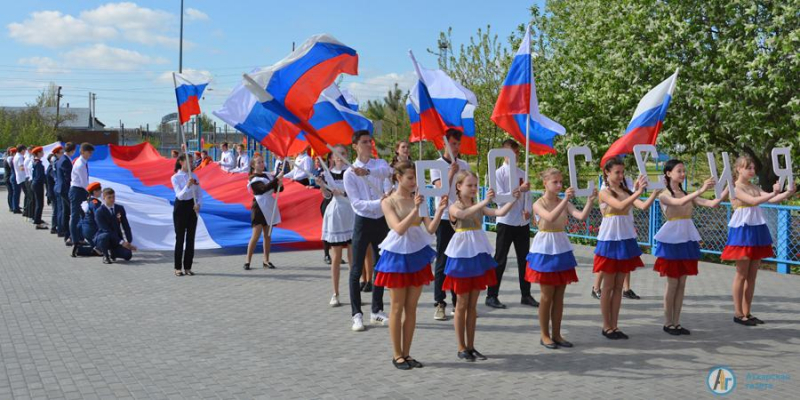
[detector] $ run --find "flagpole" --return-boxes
[172,72,187,154]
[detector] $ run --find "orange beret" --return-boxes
[8,148,16,154]
[31,146,44,155]
[194,151,201,156]
[87,182,102,192]
[6,147,13,153]
[51,146,63,154]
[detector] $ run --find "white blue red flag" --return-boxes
[492,25,565,155]
[407,51,478,154]
[174,72,209,124]
[601,69,679,166]
[242,34,358,155]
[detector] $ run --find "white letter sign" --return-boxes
[415,160,449,217]
[633,144,665,190]
[707,152,736,200]
[771,147,794,191]
[567,146,596,197]
[487,148,518,204]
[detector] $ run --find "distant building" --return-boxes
[0,105,117,144]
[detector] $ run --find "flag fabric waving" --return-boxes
[308,83,373,148]
[174,72,209,124]
[491,25,565,155]
[242,34,358,125]
[213,81,309,159]
[601,69,679,166]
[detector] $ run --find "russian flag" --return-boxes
[491,25,565,155]
[243,34,358,128]
[407,51,478,154]
[601,69,679,166]
[174,72,209,124]
[213,80,309,159]
[308,83,373,148]
[406,96,423,143]
[81,143,322,251]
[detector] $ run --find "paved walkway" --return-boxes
[1,196,799,399]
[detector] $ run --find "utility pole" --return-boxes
[179,0,184,74]
[120,120,124,145]
[54,86,63,132]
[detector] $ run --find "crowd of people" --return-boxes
[4,132,797,370]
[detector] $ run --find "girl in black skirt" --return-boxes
[171,154,202,276]
[244,156,284,270]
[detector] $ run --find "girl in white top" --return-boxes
[317,145,356,307]
[244,155,284,270]
[654,159,725,335]
[722,155,795,326]
[171,153,202,276]
[594,157,659,340]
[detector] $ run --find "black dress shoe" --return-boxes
[613,329,629,339]
[457,350,476,362]
[71,245,78,258]
[264,261,276,269]
[392,357,412,370]
[485,297,506,309]
[469,348,487,360]
[540,339,558,349]
[746,314,765,325]
[102,255,113,264]
[734,316,757,326]
[243,263,251,270]
[602,329,619,340]
[521,295,539,307]
[663,325,680,336]
[622,289,640,299]
[324,255,332,265]
[554,339,574,348]
[675,325,691,335]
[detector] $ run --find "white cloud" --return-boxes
[185,8,210,21]
[7,10,117,48]
[62,44,168,71]
[345,71,416,102]
[18,56,70,74]
[7,3,185,49]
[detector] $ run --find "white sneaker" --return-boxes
[329,294,341,307]
[434,304,447,321]
[449,307,456,316]
[351,313,365,331]
[370,311,389,326]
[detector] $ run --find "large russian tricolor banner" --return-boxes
[601,70,679,166]
[70,143,322,251]
[492,25,565,155]
[174,73,209,125]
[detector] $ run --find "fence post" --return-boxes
[777,208,790,274]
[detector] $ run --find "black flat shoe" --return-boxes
[540,339,558,349]
[622,289,640,299]
[469,348,487,360]
[485,297,506,309]
[734,316,757,326]
[457,350,475,362]
[521,295,539,307]
[746,314,764,325]
[554,339,573,348]
[404,356,423,368]
[264,262,276,269]
[663,325,680,336]
[613,329,629,339]
[324,255,332,265]
[675,325,691,335]
[392,357,412,370]
[71,245,78,258]
[243,263,251,270]
[602,329,619,340]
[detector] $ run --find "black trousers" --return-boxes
[59,193,70,238]
[487,223,532,299]
[434,221,457,306]
[349,215,388,316]
[23,180,34,218]
[173,199,198,271]
[5,180,12,211]
[32,182,45,224]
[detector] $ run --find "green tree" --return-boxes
[527,0,799,189]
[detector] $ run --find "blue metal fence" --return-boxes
[479,189,800,274]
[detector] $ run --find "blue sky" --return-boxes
[0,0,540,129]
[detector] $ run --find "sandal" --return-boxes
[404,355,423,368]
[174,270,184,277]
[392,356,412,370]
